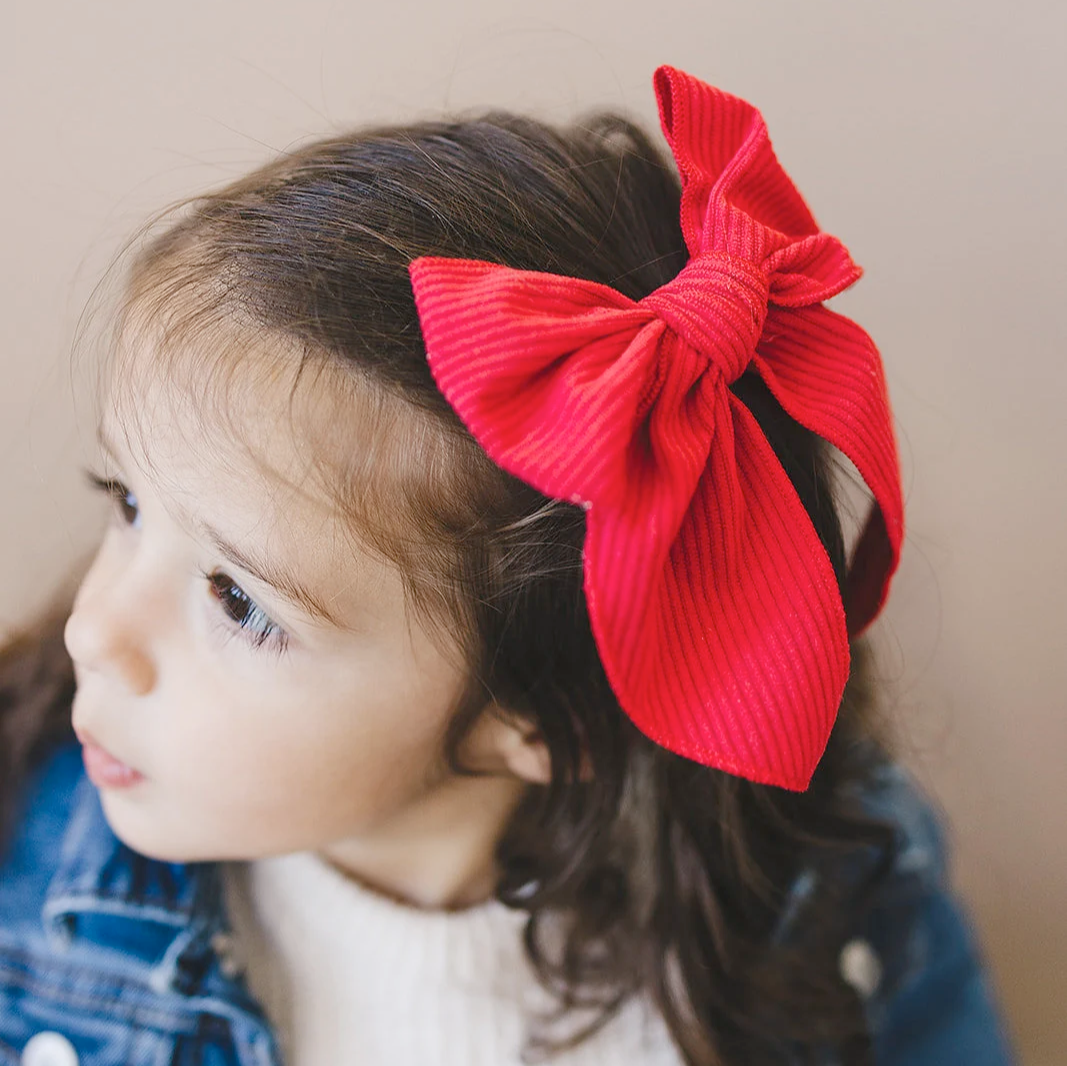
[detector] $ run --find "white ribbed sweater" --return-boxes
[221,854,683,1065]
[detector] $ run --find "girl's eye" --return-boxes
[203,571,290,657]
[84,467,289,657]
[84,469,140,528]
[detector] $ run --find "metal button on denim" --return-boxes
[19,1032,79,1066]
[212,930,245,978]
[839,937,882,999]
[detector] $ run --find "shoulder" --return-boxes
[852,757,949,898]
[841,758,1018,1065]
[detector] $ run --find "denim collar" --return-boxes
[33,763,282,1064]
[40,771,226,990]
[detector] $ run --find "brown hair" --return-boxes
[1,107,899,1064]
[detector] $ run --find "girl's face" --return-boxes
[63,331,528,903]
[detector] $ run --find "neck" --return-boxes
[316,770,528,910]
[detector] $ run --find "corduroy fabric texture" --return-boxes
[408,65,904,791]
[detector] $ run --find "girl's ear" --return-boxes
[472,706,592,785]
[496,718,553,785]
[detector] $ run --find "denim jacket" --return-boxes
[0,741,1017,1066]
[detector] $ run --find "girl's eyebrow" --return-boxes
[196,522,345,629]
[96,424,344,629]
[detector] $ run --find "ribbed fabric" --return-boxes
[407,65,904,791]
[221,857,683,1065]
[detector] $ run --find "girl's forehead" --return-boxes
[102,324,392,547]
[109,273,420,476]
[99,347,413,633]
[102,302,452,603]
[107,317,377,491]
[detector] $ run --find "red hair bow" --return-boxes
[408,66,904,790]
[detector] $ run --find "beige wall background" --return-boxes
[3,0,1064,1060]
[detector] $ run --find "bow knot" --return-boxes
[642,252,768,385]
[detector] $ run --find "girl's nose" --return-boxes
[64,568,159,697]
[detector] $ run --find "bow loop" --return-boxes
[654,65,824,261]
[643,253,768,385]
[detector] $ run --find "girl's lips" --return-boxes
[80,738,144,789]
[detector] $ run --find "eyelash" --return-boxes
[83,468,290,657]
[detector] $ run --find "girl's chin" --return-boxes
[99,799,272,866]
[95,787,195,863]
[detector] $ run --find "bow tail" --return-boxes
[585,385,850,790]
[754,305,905,636]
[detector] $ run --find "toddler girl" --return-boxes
[0,66,1015,1065]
